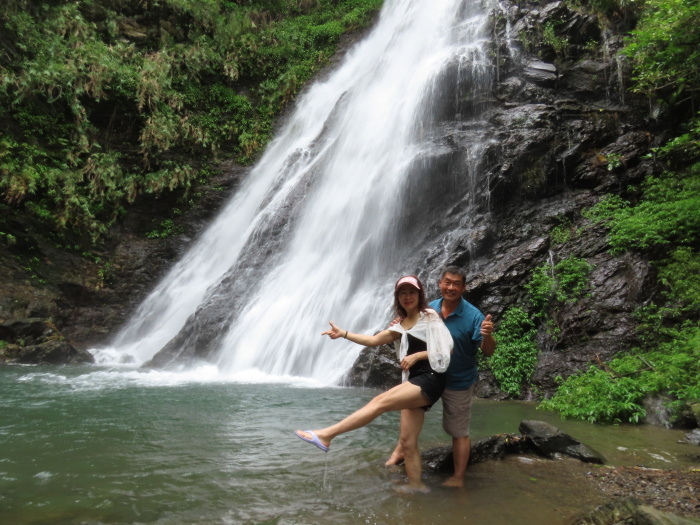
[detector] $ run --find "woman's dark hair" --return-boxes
[393,275,428,319]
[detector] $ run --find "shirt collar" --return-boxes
[437,297,465,318]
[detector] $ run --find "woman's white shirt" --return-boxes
[388,309,453,382]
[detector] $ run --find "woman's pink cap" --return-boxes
[395,276,420,291]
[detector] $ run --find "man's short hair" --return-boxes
[440,265,467,285]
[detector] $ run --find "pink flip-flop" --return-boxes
[295,430,329,452]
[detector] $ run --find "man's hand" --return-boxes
[480,314,493,337]
[480,314,496,356]
[387,316,403,328]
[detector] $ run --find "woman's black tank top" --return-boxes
[406,333,433,379]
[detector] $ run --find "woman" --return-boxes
[295,275,452,492]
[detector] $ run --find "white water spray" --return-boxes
[94,0,495,384]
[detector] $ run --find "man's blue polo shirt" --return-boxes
[429,297,484,390]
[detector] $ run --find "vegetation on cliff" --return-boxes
[534,0,700,423]
[0,0,381,240]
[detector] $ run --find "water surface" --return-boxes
[1,365,694,524]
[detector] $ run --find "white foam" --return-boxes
[15,364,337,392]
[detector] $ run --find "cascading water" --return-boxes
[94,0,496,384]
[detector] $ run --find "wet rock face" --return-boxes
[342,1,668,399]
[341,344,400,390]
[0,319,94,365]
[0,0,672,394]
[0,163,244,363]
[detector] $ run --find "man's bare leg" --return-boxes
[443,435,470,487]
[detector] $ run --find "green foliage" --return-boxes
[550,218,572,245]
[0,231,17,245]
[658,247,700,308]
[606,165,699,253]
[582,194,629,223]
[652,113,700,164]
[489,307,539,397]
[0,0,383,239]
[605,152,623,171]
[540,327,700,423]
[542,21,568,58]
[146,219,184,239]
[525,256,594,313]
[622,0,700,107]
[539,366,648,423]
[525,264,554,312]
[554,257,594,303]
[545,131,700,424]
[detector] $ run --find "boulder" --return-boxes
[519,419,606,463]
[341,344,400,390]
[422,419,604,471]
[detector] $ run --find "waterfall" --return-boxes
[94,0,495,384]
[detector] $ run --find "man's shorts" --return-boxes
[441,384,475,438]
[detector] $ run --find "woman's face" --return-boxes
[397,285,420,313]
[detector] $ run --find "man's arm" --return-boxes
[479,314,496,357]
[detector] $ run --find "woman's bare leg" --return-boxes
[296,382,426,448]
[396,407,426,491]
[385,410,406,466]
[385,440,404,466]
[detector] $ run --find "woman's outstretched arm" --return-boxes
[322,321,400,347]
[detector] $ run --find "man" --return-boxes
[386,265,495,488]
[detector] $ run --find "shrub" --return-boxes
[489,307,539,397]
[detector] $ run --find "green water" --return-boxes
[0,365,695,524]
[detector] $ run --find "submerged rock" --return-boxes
[519,419,606,463]
[681,429,700,446]
[422,419,604,471]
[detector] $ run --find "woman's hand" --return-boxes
[321,321,346,340]
[400,353,417,370]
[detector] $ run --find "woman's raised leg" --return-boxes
[296,381,426,449]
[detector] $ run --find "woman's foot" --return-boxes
[385,450,405,466]
[294,430,330,452]
[393,482,430,494]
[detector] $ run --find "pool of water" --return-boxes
[0,365,694,524]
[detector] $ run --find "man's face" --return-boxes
[438,272,466,302]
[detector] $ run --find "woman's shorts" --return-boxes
[408,372,446,411]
